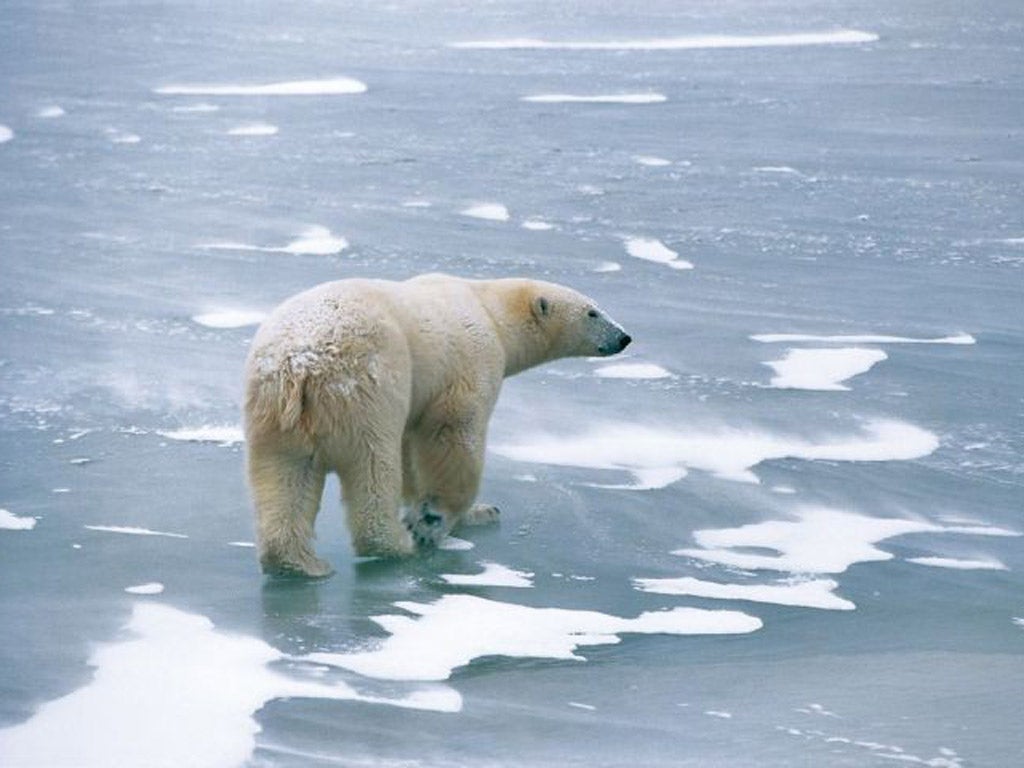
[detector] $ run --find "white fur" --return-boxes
[244,274,628,576]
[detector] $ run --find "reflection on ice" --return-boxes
[0,603,458,768]
[492,418,938,487]
[307,594,761,681]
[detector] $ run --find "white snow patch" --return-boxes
[568,701,597,711]
[105,129,141,144]
[705,710,733,719]
[764,348,887,390]
[492,418,938,488]
[438,536,475,551]
[522,218,555,231]
[752,332,975,345]
[594,362,673,380]
[125,582,165,595]
[227,122,278,137]
[0,125,13,143]
[440,562,534,588]
[522,93,666,104]
[594,261,622,273]
[0,603,458,768]
[460,203,510,222]
[633,155,672,167]
[906,556,1007,571]
[401,199,432,208]
[154,77,367,96]
[452,30,878,50]
[229,541,256,548]
[677,506,1014,575]
[171,103,220,113]
[754,166,801,175]
[85,525,188,539]
[0,509,37,531]
[634,576,854,611]
[624,237,693,270]
[306,594,760,681]
[157,425,244,445]
[279,226,348,255]
[192,309,267,329]
[37,106,66,118]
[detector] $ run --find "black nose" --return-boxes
[618,334,632,351]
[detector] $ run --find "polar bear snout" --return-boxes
[595,325,632,356]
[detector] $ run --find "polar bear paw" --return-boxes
[405,501,449,548]
[462,503,501,526]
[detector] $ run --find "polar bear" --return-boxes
[244,273,631,576]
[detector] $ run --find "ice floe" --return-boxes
[634,576,854,610]
[0,509,37,531]
[522,93,666,104]
[124,583,165,595]
[460,203,510,222]
[676,507,1015,574]
[451,30,879,50]
[763,348,887,390]
[191,309,267,328]
[306,594,761,681]
[154,77,367,96]
[593,362,673,380]
[906,556,1007,571]
[752,332,975,345]
[0,603,458,768]
[227,123,278,136]
[157,425,244,445]
[491,418,938,488]
[0,125,13,143]
[623,237,693,270]
[441,562,534,588]
[85,525,188,539]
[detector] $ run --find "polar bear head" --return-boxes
[527,282,631,359]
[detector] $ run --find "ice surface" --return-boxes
[192,310,267,328]
[306,594,761,681]
[157,425,244,445]
[676,507,1013,574]
[623,237,694,269]
[154,77,367,96]
[492,418,938,487]
[460,203,510,221]
[593,362,673,379]
[84,525,188,539]
[440,561,534,588]
[227,123,278,136]
[522,93,666,104]
[0,603,458,768]
[0,509,37,531]
[451,30,879,50]
[764,348,888,390]
[634,576,854,610]
[752,332,976,345]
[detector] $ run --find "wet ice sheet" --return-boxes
[763,348,887,390]
[0,603,458,768]
[451,30,879,50]
[306,594,761,681]
[492,418,938,487]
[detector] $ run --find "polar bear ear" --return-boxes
[531,295,551,320]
